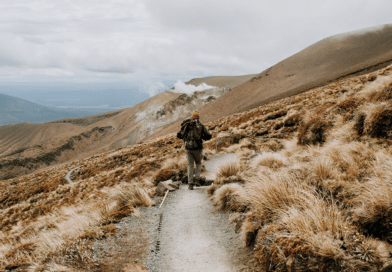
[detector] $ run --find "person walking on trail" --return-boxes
[177,110,212,190]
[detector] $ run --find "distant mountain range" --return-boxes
[0,93,110,125]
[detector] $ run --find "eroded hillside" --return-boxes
[0,82,236,181]
[2,64,392,271]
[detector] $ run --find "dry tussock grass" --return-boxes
[206,183,218,196]
[352,176,392,240]
[162,156,187,171]
[116,184,153,208]
[0,136,178,270]
[357,75,392,101]
[206,65,392,270]
[203,148,216,156]
[154,168,176,185]
[223,143,241,153]
[216,160,241,179]
[244,172,312,223]
[298,114,332,145]
[351,152,392,240]
[212,184,248,212]
[282,109,301,127]
[239,138,254,149]
[0,183,152,269]
[361,102,392,138]
[312,156,338,180]
[3,64,392,269]
[235,148,253,160]
[251,152,287,169]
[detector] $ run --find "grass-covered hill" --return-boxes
[0,74,254,182]
[1,63,392,271]
[149,24,392,140]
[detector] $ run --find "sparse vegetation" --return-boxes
[0,135,181,270]
[2,64,392,270]
[206,65,392,271]
[216,160,241,179]
[211,183,248,212]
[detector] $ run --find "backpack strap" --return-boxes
[180,118,192,138]
[181,123,189,139]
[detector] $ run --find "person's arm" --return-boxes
[202,124,212,140]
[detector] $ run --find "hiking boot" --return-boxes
[194,178,201,187]
[188,184,194,190]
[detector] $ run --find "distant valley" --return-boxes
[0,74,254,180]
[0,92,118,125]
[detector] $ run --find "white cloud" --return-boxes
[0,0,391,94]
[139,81,167,97]
[172,80,215,95]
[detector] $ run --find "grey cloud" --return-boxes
[0,0,392,90]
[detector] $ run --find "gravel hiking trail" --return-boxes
[146,153,255,272]
[65,165,83,184]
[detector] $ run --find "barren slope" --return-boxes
[185,74,256,88]
[148,24,392,139]
[0,91,181,180]
[2,64,392,271]
[0,74,252,180]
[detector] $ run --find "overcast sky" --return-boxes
[0,0,391,95]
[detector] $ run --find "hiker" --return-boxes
[177,110,212,190]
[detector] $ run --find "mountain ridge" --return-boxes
[147,23,392,140]
[0,74,253,180]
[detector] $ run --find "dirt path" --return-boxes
[145,153,255,272]
[65,165,83,184]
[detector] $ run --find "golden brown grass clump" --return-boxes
[206,183,218,195]
[240,171,390,271]
[0,135,179,270]
[154,168,176,185]
[0,182,153,269]
[3,63,392,270]
[355,102,392,138]
[206,65,392,271]
[251,152,287,169]
[297,114,332,145]
[212,183,248,212]
[216,160,241,180]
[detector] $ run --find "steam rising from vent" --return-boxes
[173,80,215,95]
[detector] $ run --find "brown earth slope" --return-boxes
[2,64,392,271]
[0,91,180,180]
[185,74,256,88]
[149,24,392,140]
[0,75,252,181]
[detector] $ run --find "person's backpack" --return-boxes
[184,120,203,150]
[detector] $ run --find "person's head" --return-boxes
[191,110,200,120]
